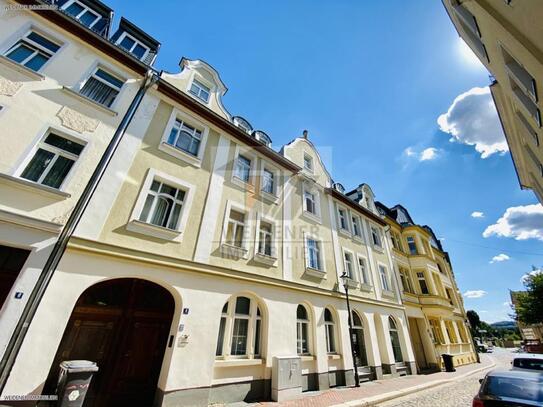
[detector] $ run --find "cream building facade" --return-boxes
[375,203,477,371]
[0,0,472,406]
[443,0,543,203]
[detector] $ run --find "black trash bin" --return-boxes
[442,354,456,372]
[55,360,98,407]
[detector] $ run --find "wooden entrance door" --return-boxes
[44,279,174,407]
[408,317,428,371]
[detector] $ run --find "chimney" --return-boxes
[302,130,308,139]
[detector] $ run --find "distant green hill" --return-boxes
[490,321,517,329]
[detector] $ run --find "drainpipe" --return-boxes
[0,70,159,393]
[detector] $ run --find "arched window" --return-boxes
[352,311,368,367]
[324,308,336,353]
[216,295,262,358]
[296,305,310,355]
[388,317,403,363]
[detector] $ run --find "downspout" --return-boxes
[0,70,159,393]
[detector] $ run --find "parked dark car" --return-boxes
[473,370,543,407]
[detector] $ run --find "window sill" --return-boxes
[344,278,360,290]
[126,219,181,241]
[158,142,202,168]
[381,289,395,298]
[0,173,70,199]
[304,267,326,279]
[259,190,279,205]
[253,252,278,266]
[0,56,45,81]
[231,176,255,193]
[300,355,315,362]
[220,243,248,259]
[372,245,384,253]
[327,354,341,360]
[338,228,352,238]
[353,235,364,243]
[61,86,118,116]
[214,358,264,368]
[360,283,373,292]
[301,210,322,224]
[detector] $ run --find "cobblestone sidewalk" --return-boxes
[250,354,495,407]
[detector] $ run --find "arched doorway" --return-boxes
[44,278,175,407]
[351,311,368,367]
[388,316,404,363]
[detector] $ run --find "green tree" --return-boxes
[467,310,480,330]
[515,269,543,325]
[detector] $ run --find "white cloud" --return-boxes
[490,253,510,263]
[471,211,484,218]
[437,87,508,158]
[464,290,487,298]
[404,146,440,162]
[483,204,543,241]
[521,267,543,284]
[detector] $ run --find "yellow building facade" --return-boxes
[443,0,543,203]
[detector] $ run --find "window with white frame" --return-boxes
[261,168,275,195]
[80,67,124,108]
[138,179,186,230]
[189,79,211,103]
[357,256,369,285]
[352,216,362,238]
[305,237,322,271]
[379,265,390,291]
[406,236,418,255]
[416,271,430,294]
[344,251,354,280]
[296,305,310,355]
[338,208,349,232]
[257,221,274,257]
[303,153,313,172]
[388,317,403,362]
[304,189,316,214]
[215,296,262,358]
[399,267,414,294]
[234,154,252,183]
[225,209,246,248]
[116,32,148,60]
[4,31,61,72]
[371,226,382,247]
[62,0,102,28]
[166,118,203,157]
[324,308,336,353]
[19,132,84,189]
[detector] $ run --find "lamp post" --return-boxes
[340,272,360,387]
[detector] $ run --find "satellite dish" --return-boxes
[232,116,253,134]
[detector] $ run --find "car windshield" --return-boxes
[513,358,543,371]
[485,376,543,402]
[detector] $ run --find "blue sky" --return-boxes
[107,0,542,322]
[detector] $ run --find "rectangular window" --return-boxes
[297,320,309,355]
[306,238,321,270]
[400,268,414,293]
[258,221,273,257]
[338,208,348,231]
[20,133,84,189]
[371,227,382,247]
[456,321,467,343]
[303,153,313,172]
[352,216,361,237]
[62,0,101,28]
[379,265,390,291]
[138,180,186,230]
[167,118,202,157]
[503,48,537,102]
[189,79,210,103]
[358,257,369,285]
[417,272,429,294]
[304,190,317,215]
[407,236,418,255]
[391,232,403,252]
[4,31,60,72]
[344,251,354,279]
[261,168,275,195]
[117,33,148,60]
[225,209,246,248]
[429,318,444,344]
[234,154,252,183]
[80,68,124,108]
[445,321,458,343]
[446,288,455,306]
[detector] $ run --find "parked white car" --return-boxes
[511,353,543,372]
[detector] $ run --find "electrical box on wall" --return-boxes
[271,356,302,402]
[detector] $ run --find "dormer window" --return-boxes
[62,0,102,29]
[303,153,313,172]
[189,79,210,103]
[117,32,149,60]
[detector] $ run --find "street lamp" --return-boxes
[340,272,360,387]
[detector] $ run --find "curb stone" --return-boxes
[329,359,497,407]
